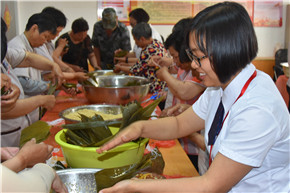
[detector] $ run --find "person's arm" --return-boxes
[99,153,252,193]
[18,76,49,96]
[2,163,68,193]
[62,72,88,81]
[52,39,74,73]
[88,52,102,70]
[187,132,206,151]
[115,56,138,65]
[2,138,53,172]
[97,106,204,153]
[17,52,64,87]
[1,83,20,113]
[160,103,191,117]
[157,67,205,100]
[148,56,173,68]
[93,47,101,67]
[113,64,131,74]
[1,147,19,162]
[1,95,55,120]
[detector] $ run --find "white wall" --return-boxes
[9,0,289,58]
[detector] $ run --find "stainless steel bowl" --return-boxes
[55,168,101,193]
[88,70,120,76]
[82,75,150,105]
[59,104,122,124]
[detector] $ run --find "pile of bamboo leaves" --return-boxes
[62,97,163,147]
[95,147,164,192]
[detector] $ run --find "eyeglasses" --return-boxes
[185,49,208,67]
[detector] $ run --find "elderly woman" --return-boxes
[97,2,289,193]
[114,22,167,93]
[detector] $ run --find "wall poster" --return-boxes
[253,0,283,27]
[97,0,283,27]
[130,1,193,25]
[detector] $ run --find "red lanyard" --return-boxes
[209,70,257,166]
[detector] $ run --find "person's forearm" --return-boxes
[187,132,206,151]
[165,74,205,100]
[53,56,74,73]
[139,106,204,139]
[127,52,136,58]
[93,47,101,67]
[2,163,55,192]
[137,116,183,140]
[2,154,27,173]
[88,53,101,70]
[2,95,46,119]
[19,52,57,71]
[127,177,209,193]
[119,65,131,74]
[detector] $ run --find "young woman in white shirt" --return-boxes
[97,2,289,193]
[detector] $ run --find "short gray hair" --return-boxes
[132,22,152,40]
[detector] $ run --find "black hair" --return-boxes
[1,18,7,63]
[25,12,56,34]
[129,8,150,23]
[72,17,89,33]
[172,17,193,33]
[132,22,152,40]
[186,1,258,84]
[42,7,67,27]
[165,30,191,63]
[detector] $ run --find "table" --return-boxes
[42,90,199,177]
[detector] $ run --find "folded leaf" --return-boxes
[20,120,51,147]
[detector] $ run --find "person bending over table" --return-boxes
[97,2,289,192]
[1,18,59,147]
[114,22,167,94]
[154,28,206,172]
[56,17,101,72]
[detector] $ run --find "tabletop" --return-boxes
[42,89,199,177]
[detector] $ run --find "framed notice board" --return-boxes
[97,0,283,27]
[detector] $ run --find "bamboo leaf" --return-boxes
[64,129,90,146]
[62,120,122,130]
[20,120,51,147]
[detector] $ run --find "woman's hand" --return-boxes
[2,138,54,172]
[148,56,173,68]
[156,66,170,81]
[57,38,69,55]
[99,179,134,193]
[18,138,54,168]
[161,103,191,117]
[51,171,69,193]
[97,122,143,154]
[74,72,89,81]
[1,147,19,161]
[113,64,122,73]
[39,95,56,110]
[1,83,20,113]
[1,73,12,89]
[62,86,78,96]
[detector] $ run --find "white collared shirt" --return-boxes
[8,33,42,81]
[193,64,290,192]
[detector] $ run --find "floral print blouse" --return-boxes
[130,39,167,93]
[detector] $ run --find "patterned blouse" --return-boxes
[130,39,167,93]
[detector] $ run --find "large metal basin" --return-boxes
[82,75,150,105]
[59,104,122,124]
[88,70,123,76]
[54,168,101,193]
